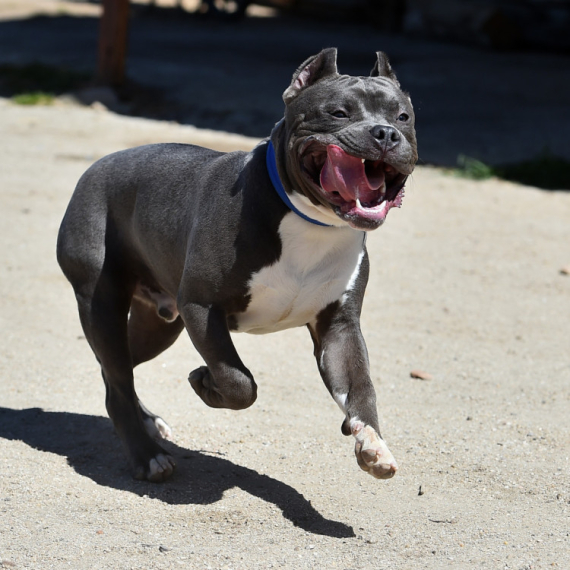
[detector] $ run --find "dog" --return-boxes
[57,48,417,482]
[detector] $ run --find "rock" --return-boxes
[410,369,433,380]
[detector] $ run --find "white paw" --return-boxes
[143,417,172,440]
[148,454,176,482]
[352,421,398,479]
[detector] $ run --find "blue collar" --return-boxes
[266,140,332,227]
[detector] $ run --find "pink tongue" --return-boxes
[320,145,385,203]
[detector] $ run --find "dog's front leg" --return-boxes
[180,302,257,410]
[308,304,398,480]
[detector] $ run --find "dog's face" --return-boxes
[280,48,417,231]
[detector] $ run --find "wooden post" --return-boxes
[97,0,130,87]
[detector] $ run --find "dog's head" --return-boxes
[273,48,417,231]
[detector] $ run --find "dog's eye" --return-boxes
[397,113,409,122]
[330,110,348,119]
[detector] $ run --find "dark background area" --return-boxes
[1,0,569,170]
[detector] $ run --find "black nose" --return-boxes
[370,125,400,152]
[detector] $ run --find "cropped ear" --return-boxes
[370,51,400,87]
[283,48,339,104]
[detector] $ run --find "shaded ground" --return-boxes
[0,0,570,167]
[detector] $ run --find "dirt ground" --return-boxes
[1,3,570,570]
[1,96,570,570]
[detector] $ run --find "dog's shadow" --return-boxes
[0,407,354,538]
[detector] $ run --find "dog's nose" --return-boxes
[370,125,400,152]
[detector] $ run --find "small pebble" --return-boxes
[410,369,433,381]
[560,265,570,276]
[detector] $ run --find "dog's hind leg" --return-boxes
[78,273,176,482]
[58,240,177,482]
[128,295,185,440]
[57,167,176,482]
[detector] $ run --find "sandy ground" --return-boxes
[1,88,569,570]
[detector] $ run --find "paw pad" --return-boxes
[352,424,398,480]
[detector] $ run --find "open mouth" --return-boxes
[300,143,408,228]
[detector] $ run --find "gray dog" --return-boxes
[57,48,417,482]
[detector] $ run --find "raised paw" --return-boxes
[188,366,225,408]
[352,421,398,480]
[132,453,176,483]
[188,366,256,410]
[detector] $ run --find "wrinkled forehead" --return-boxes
[338,75,407,103]
[314,74,407,113]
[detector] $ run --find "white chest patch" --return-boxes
[236,213,365,334]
